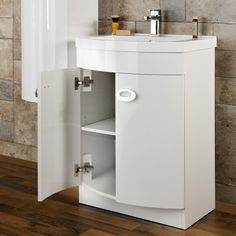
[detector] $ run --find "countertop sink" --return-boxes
[76,33,217,74]
[90,34,194,43]
[76,34,217,53]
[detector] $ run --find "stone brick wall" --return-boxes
[0,0,37,161]
[0,0,235,204]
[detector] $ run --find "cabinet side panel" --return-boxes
[38,69,81,201]
[184,49,215,228]
[116,74,185,209]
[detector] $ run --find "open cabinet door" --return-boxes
[38,69,81,201]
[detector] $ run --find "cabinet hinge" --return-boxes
[74,163,94,177]
[74,76,94,90]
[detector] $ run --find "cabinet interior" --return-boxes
[81,70,116,199]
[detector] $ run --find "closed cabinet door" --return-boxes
[38,69,81,201]
[116,73,185,209]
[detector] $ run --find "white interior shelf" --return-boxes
[82,118,115,136]
[83,168,116,200]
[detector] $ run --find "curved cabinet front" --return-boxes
[116,73,185,209]
[76,48,184,75]
[38,69,81,201]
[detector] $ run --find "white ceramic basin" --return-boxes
[76,34,217,74]
[76,34,217,53]
[91,34,194,43]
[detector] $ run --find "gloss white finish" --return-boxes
[116,89,137,103]
[184,49,215,228]
[38,69,81,201]
[39,34,216,229]
[21,0,68,103]
[76,34,216,53]
[76,35,216,74]
[41,0,68,71]
[82,118,115,136]
[21,0,40,103]
[82,168,116,200]
[68,0,98,67]
[76,35,215,229]
[77,49,185,74]
[21,0,98,103]
[82,132,115,199]
[116,74,185,209]
[80,185,186,229]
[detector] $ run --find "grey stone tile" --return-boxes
[0,140,35,161]
[135,21,150,34]
[216,77,236,105]
[113,0,160,21]
[0,0,13,17]
[13,0,20,39]
[160,22,213,35]
[0,100,13,121]
[216,162,236,187]
[0,79,13,100]
[186,0,236,23]
[99,20,112,35]
[214,23,236,50]
[31,147,37,162]
[13,80,20,101]
[119,21,135,33]
[0,39,13,80]
[216,105,236,188]
[14,60,21,83]
[14,84,37,147]
[99,0,113,20]
[13,0,20,17]
[216,50,236,78]
[0,18,13,38]
[216,104,236,131]
[0,120,13,142]
[216,105,236,185]
[13,39,21,60]
[216,183,236,205]
[160,0,185,22]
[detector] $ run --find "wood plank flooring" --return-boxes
[0,155,236,236]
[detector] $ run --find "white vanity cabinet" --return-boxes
[38,35,217,229]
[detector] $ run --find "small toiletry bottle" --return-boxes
[192,16,199,39]
[112,15,120,35]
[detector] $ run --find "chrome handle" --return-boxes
[116,89,137,103]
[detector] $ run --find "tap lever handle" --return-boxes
[147,9,161,17]
[144,15,151,21]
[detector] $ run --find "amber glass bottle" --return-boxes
[112,15,120,35]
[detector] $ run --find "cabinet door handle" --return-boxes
[116,89,137,102]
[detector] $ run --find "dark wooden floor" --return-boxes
[0,155,236,236]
